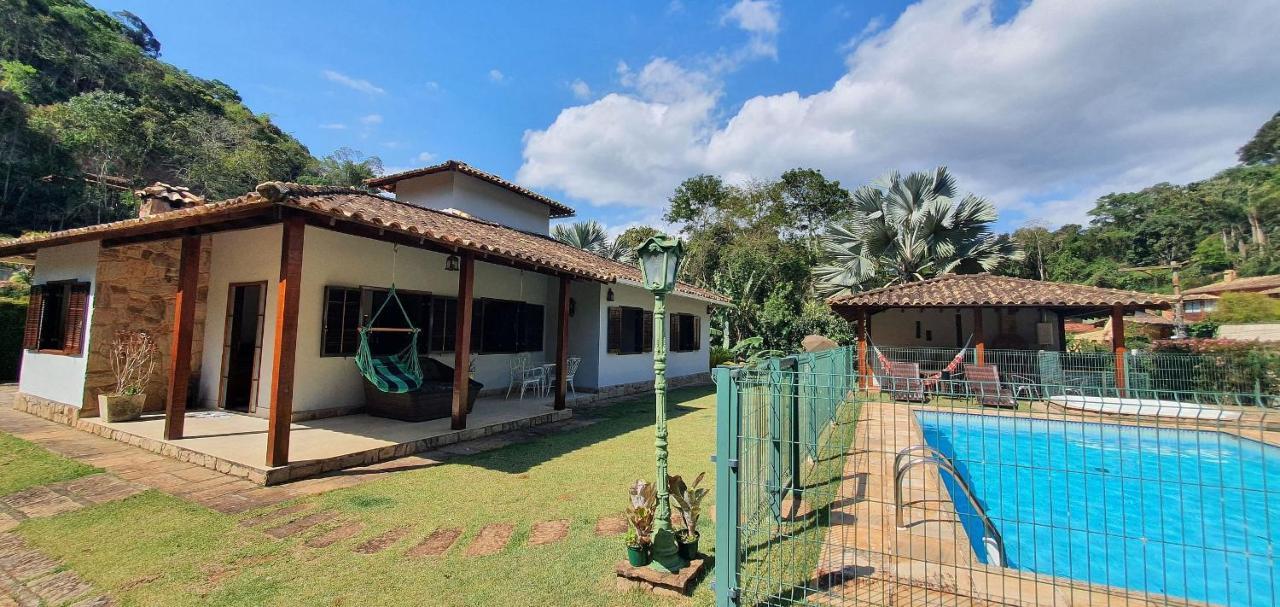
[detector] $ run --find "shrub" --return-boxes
[710,346,733,368]
[1209,292,1280,324]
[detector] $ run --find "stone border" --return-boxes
[11,393,80,426]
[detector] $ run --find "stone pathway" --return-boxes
[0,533,112,607]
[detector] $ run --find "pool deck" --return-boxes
[810,399,1231,606]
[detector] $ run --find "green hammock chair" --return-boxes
[355,285,424,394]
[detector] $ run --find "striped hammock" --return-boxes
[354,285,424,394]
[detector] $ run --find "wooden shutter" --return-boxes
[693,315,701,351]
[607,306,622,354]
[22,285,44,350]
[670,314,682,352]
[642,311,653,353]
[63,282,90,355]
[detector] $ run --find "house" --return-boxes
[0,160,724,482]
[1181,270,1280,320]
[825,273,1168,391]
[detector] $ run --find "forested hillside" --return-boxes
[0,0,322,235]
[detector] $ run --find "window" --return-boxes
[321,287,544,357]
[608,306,653,355]
[1185,301,1202,314]
[23,281,90,355]
[321,287,362,357]
[670,313,701,352]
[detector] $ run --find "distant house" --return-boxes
[1181,270,1280,320]
[0,160,725,480]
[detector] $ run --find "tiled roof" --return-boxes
[827,273,1168,309]
[365,160,575,218]
[0,183,725,303]
[1183,274,1280,295]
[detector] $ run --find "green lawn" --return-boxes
[15,387,723,607]
[0,430,100,495]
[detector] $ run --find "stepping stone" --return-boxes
[528,520,570,546]
[354,526,412,554]
[406,528,462,558]
[307,522,364,549]
[0,513,18,533]
[29,570,94,605]
[464,524,514,557]
[56,475,145,505]
[240,503,309,528]
[1,486,82,519]
[263,511,337,539]
[71,596,116,607]
[594,515,627,537]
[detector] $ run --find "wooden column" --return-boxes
[1111,305,1127,397]
[972,307,986,366]
[266,216,305,468]
[554,275,571,410]
[451,253,475,430]
[856,309,869,390]
[163,236,202,440]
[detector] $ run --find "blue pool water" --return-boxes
[915,411,1280,607]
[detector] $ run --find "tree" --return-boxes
[111,10,161,58]
[1239,111,1280,165]
[1210,292,1280,324]
[552,220,609,252]
[778,168,851,240]
[299,147,383,190]
[814,167,1021,296]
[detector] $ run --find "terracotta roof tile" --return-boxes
[364,160,575,218]
[1183,274,1280,295]
[826,273,1168,309]
[0,182,726,303]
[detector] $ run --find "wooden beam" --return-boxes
[973,307,986,366]
[451,253,475,430]
[266,216,305,467]
[1111,304,1127,397]
[856,309,868,390]
[163,236,202,440]
[554,276,571,410]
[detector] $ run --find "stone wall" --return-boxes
[81,238,211,415]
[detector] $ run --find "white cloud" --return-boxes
[425,81,441,93]
[569,79,592,100]
[519,0,1280,226]
[318,123,347,130]
[489,69,505,83]
[359,113,383,125]
[322,69,386,95]
[721,0,781,59]
[415,151,437,164]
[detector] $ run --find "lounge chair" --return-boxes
[884,361,929,403]
[962,364,1017,409]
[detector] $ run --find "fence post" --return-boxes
[784,356,802,498]
[713,366,740,607]
[768,358,782,521]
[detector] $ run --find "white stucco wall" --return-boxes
[393,171,552,235]
[566,280,603,389]
[868,307,1061,350]
[19,241,100,407]
[197,225,282,410]
[594,282,711,388]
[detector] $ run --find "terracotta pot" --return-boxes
[99,393,145,422]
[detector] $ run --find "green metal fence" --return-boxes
[714,344,1280,607]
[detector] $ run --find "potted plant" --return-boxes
[669,472,708,560]
[625,479,656,566]
[98,330,157,422]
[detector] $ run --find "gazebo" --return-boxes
[826,273,1170,395]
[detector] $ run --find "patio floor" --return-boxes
[78,393,576,485]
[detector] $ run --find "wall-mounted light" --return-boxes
[706,305,715,315]
[607,288,615,302]
[569,298,577,317]
[445,254,460,272]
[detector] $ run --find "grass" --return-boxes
[15,386,723,607]
[0,431,100,495]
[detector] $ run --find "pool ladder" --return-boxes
[894,445,1007,568]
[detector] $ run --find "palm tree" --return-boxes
[814,167,1021,297]
[552,220,609,251]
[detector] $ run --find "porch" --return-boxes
[77,393,576,485]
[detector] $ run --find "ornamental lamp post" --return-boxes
[635,234,688,573]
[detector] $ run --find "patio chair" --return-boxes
[545,356,581,398]
[962,364,1017,409]
[506,353,546,400]
[883,361,929,403]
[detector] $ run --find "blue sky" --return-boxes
[89,1,1280,234]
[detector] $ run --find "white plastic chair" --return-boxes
[506,353,545,400]
[545,356,581,398]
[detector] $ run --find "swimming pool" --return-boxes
[915,411,1280,607]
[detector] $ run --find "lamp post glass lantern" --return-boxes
[635,234,687,573]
